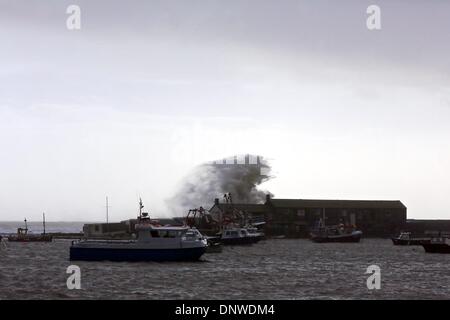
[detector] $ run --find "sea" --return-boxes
[0,222,449,300]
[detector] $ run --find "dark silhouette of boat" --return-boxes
[219,227,261,245]
[7,214,53,242]
[391,232,430,246]
[422,238,450,253]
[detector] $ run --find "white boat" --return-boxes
[70,222,207,262]
[70,201,208,261]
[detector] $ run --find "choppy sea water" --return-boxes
[0,223,449,299]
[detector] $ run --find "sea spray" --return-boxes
[167,155,273,214]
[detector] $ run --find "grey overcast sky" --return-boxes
[1,0,449,221]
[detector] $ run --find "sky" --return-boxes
[0,0,449,221]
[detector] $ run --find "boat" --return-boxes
[210,193,264,245]
[422,237,450,254]
[391,232,430,246]
[205,238,223,253]
[7,214,53,242]
[245,225,265,241]
[310,224,362,243]
[185,207,223,253]
[70,199,208,262]
[219,227,260,245]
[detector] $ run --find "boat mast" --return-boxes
[106,196,109,224]
[24,218,28,234]
[139,198,144,219]
[43,212,46,234]
[322,208,326,227]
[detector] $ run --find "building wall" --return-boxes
[405,220,450,236]
[265,205,407,238]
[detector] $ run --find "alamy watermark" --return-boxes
[63,4,381,32]
[366,265,381,290]
[66,5,81,30]
[66,265,81,290]
[366,5,381,30]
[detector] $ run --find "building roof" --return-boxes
[210,203,267,213]
[266,199,406,209]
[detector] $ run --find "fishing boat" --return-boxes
[245,225,265,241]
[422,237,450,254]
[310,224,362,243]
[219,227,260,245]
[7,214,53,242]
[210,193,263,245]
[70,200,208,262]
[185,207,222,253]
[391,232,430,246]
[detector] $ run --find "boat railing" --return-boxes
[72,239,135,245]
[430,237,449,244]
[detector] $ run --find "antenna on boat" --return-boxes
[106,196,110,224]
[43,212,46,235]
[139,198,144,219]
[24,218,28,234]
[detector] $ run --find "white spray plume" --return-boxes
[167,155,273,215]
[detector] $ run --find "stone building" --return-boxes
[264,195,407,237]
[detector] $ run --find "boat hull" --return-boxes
[422,243,450,254]
[391,238,430,246]
[311,233,362,243]
[70,246,206,262]
[7,235,53,242]
[220,236,259,245]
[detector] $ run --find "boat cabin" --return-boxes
[398,232,412,240]
[222,228,250,239]
[16,227,29,235]
[135,224,204,242]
